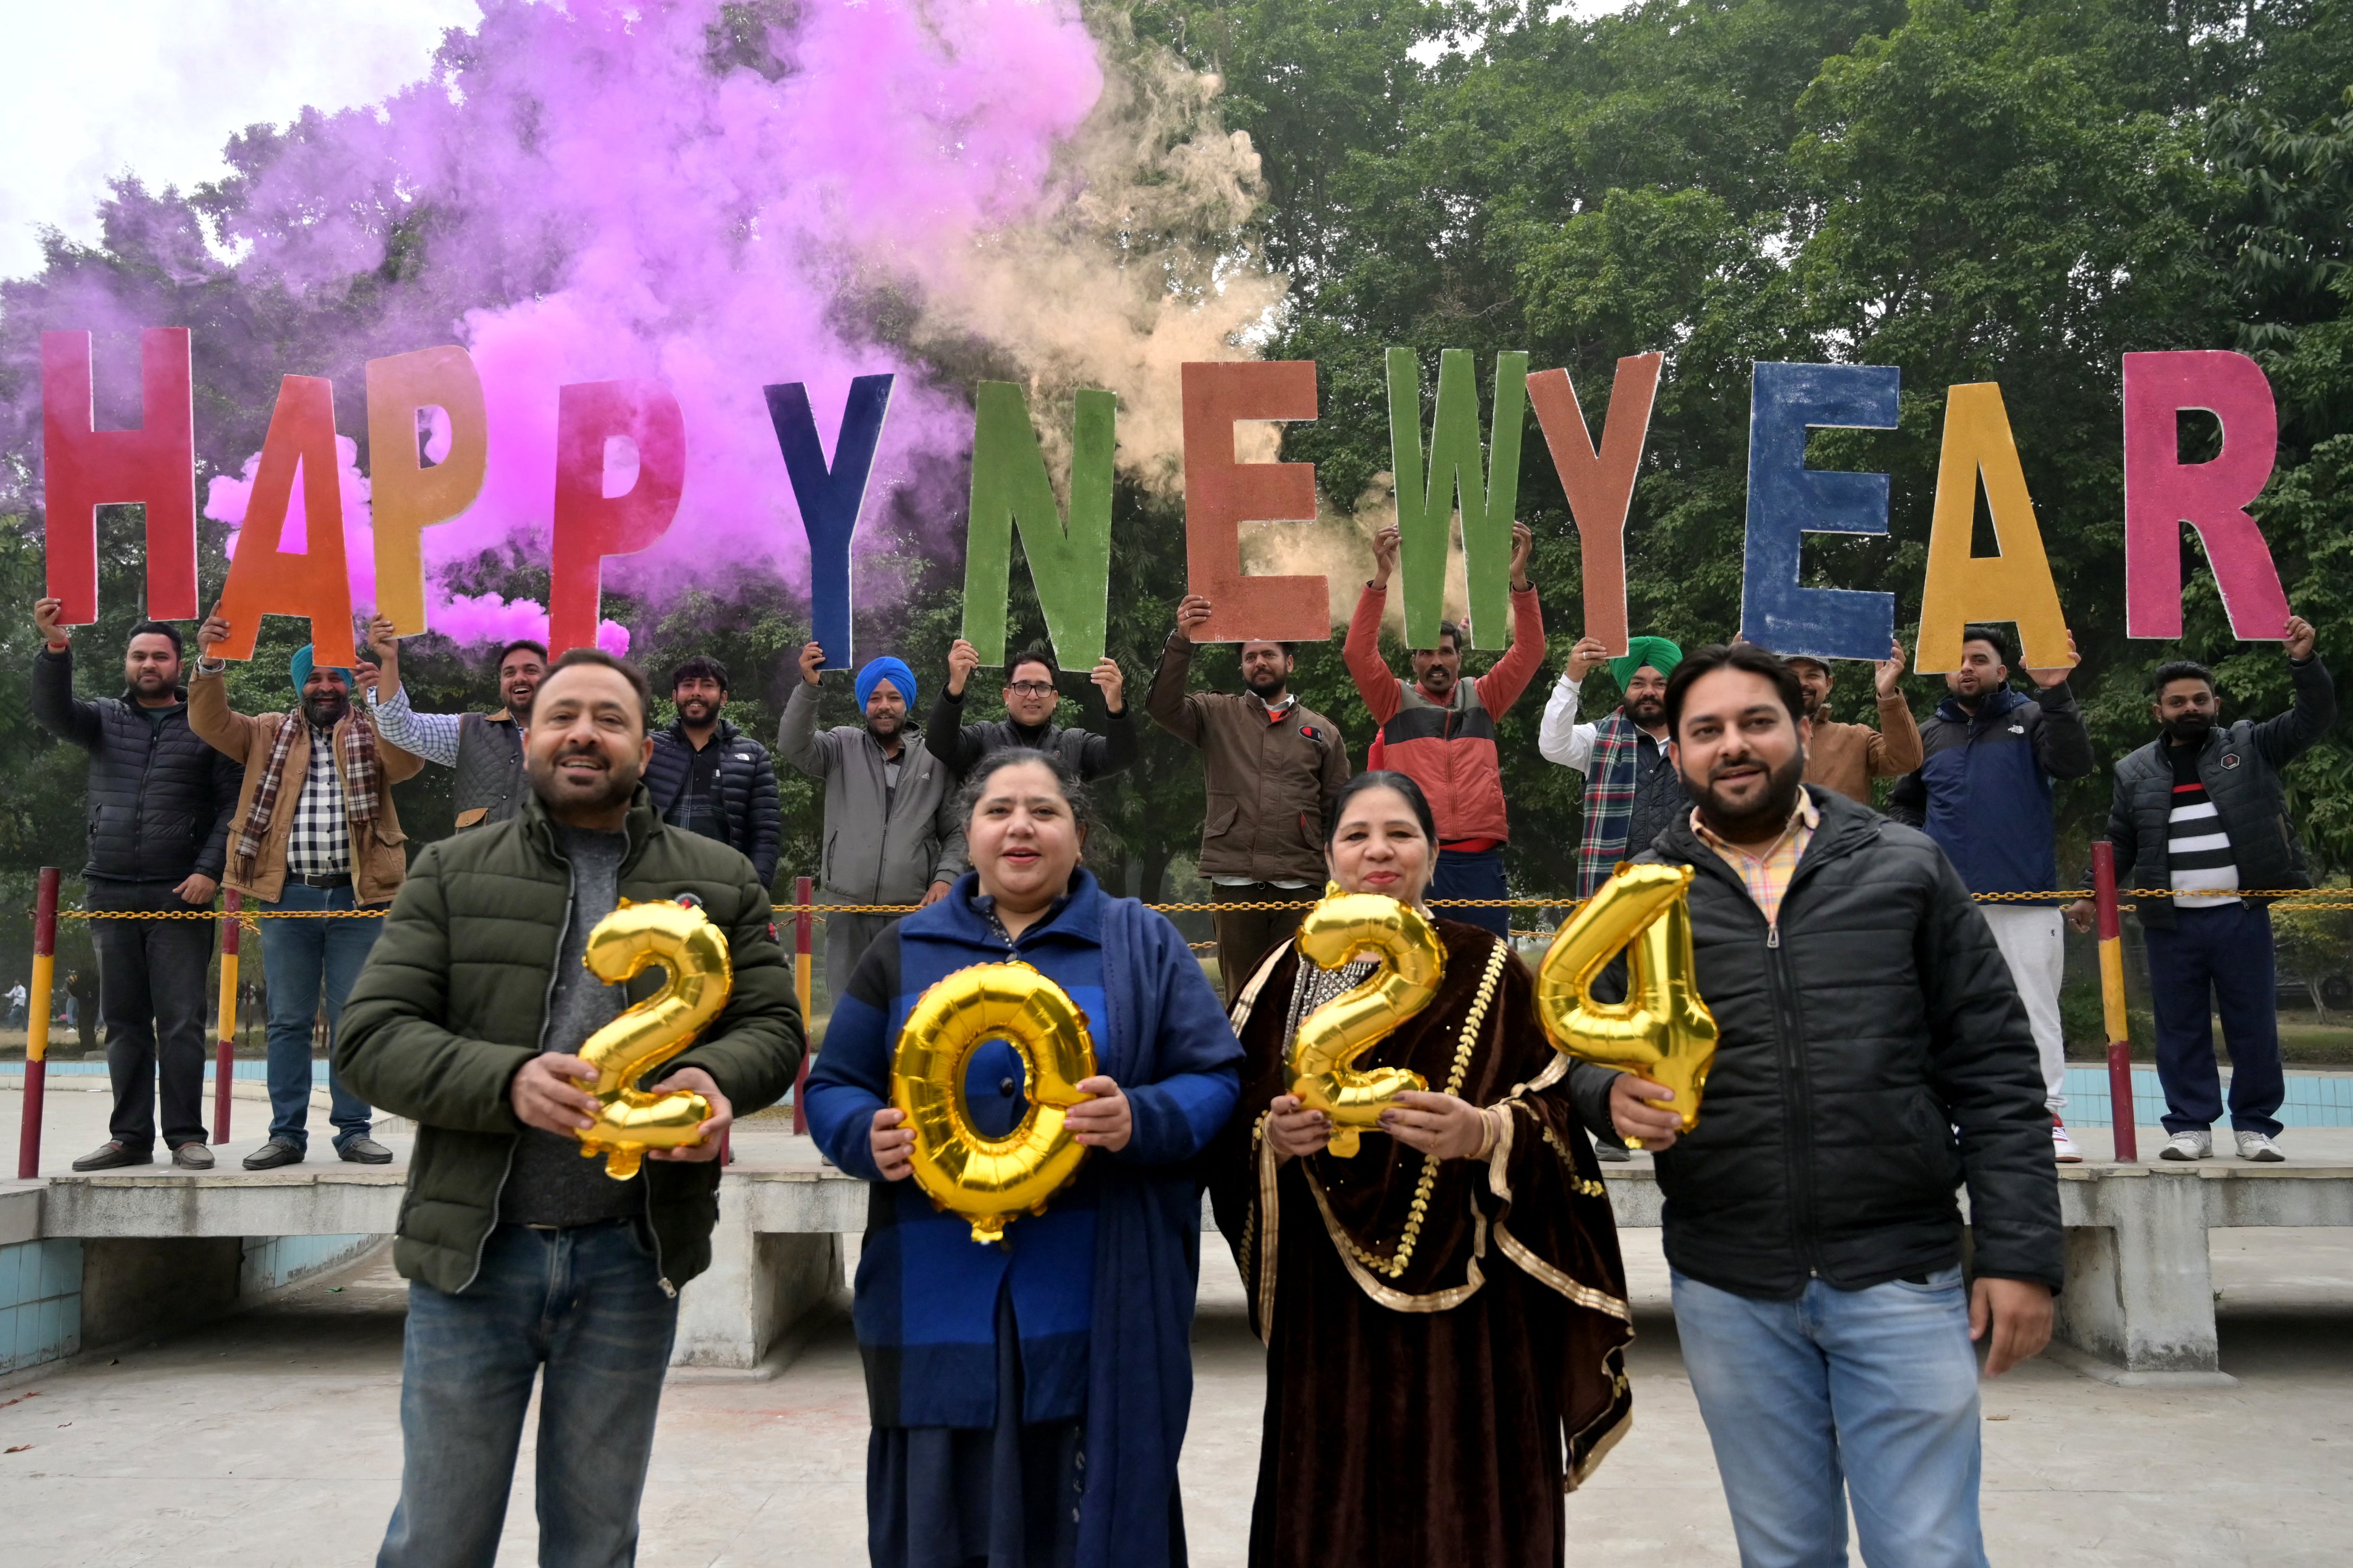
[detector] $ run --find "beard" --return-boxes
[128,668,175,697]
[302,690,349,728]
[529,744,639,811]
[1243,665,1287,698]
[865,710,903,741]
[678,696,718,723]
[2163,713,2216,747]
[1627,694,1667,727]
[1688,747,1806,839]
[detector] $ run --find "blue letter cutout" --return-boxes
[765,374,895,670]
[1740,363,1899,661]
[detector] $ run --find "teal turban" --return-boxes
[290,645,353,691]
[1608,636,1683,691]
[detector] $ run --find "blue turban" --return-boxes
[855,656,916,713]
[290,645,354,692]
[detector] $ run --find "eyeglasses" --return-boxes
[1005,682,1057,698]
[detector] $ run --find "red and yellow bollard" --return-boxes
[213,890,241,1146]
[16,867,60,1179]
[2091,843,2140,1162]
[793,876,814,1134]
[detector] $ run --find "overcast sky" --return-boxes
[0,0,479,280]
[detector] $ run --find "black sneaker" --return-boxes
[337,1137,393,1165]
[170,1142,216,1170]
[242,1139,304,1171]
[71,1141,153,1171]
[1592,1140,1633,1164]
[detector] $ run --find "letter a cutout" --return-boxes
[1915,384,2071,674]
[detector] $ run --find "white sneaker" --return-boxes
[2051,1119,2083,1163]
[2159,1129,2212,1161]
[2235,1130,2286,1163]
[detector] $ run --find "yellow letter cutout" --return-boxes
[1914,382,2071,674]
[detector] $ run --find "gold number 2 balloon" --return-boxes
[1290,883,1447,1157]
[892,962,1100,1244]
[574,899,732,1179]
[1534,862,1719,1139]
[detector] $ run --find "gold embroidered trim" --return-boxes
[1534,1122,1609,1197]
[1311,1176,1490,1313]
[1566,1404,1633,1492]
[1492,1222,1633,1322]
[1253,1111,1282,1341]
[1309,939,1507,1283]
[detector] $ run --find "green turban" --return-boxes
[1609,636,1683,690]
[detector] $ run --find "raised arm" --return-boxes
[2250,624,2335,768]
[366,683,463,767]
[1471,524,1545,718]
[1144,602,1211,747]
[29,638,102,749]
[1538,637,1610,772]
[1867,692,1925,777]
[775,652,842,779]
[1079,658,1139,778]
[1343,578,1405,726]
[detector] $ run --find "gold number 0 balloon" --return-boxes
[1535,862,1719,1139]
[1289,883,1446,1158]
[575,899,731,1179]
[892,962,1099,1244]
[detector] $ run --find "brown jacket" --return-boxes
[1145,632,1352,883]
[1804,694,1925,805]
[189,670,424,904]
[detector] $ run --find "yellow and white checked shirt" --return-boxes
[1690,790,1819,930]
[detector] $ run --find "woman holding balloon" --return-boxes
[803,747,1242,1568]
[1206,769,1635,1568]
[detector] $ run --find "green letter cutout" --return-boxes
[962,382,1115,668]
[1386,348,1529,649]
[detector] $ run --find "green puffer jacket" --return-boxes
[336,788,804,1296]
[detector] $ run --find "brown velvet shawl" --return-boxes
[1206,921,1636,1568]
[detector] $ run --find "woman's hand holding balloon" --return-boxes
[1379,1090,1489,1160]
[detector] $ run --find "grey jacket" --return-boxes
[777,681,967,905]
[2096,655,2336,929]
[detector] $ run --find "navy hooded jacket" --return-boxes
[1887,683,2094,898]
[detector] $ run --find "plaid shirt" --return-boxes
[284,723,353,878]
[1691,790,1819,930]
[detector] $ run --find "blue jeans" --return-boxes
[1431,844,1510,937]
[2144,902,2285,1137]
[257,883,380,1150]
[1671,1266,1988,1568]
[379,1220,679,1568]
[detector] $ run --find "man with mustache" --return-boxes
[1599,642,2060,1568]
[1345,520,1547,937]
[1540,632,1688,904]
[644,655,781,889]
[191,610,423,1169]
[1147,595,1352,1001]
[2065,618,2334,1163]
[779,643,965,1006]
[31,601,241,1170]
[1783,642,1923,804]
[1888,625,2093,1163]
[337,648,802,1566]
[363,614,545,831]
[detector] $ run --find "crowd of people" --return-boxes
[20,560,2335,1565]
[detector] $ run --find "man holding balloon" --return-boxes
[1604,642,2062,1568]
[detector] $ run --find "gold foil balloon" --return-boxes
[1289,882,1446,1157]
[1535,862,1719,1139]
[892,962,1100,1245]
[574,899,731,1179]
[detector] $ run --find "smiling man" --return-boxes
[1343,520,1547,937]
[364,614,545,831]
[1595,641,2061,1568]
[338,647,802,1567]
[927,638,1138,784]
[643,654,781,888]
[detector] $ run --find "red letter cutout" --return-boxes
[2123,350,2290,640]
[1528,353,1661,657]
[212,376,358,668]
[41,328,197,623]
[1180,361,1327,643]
[550,380,686,656]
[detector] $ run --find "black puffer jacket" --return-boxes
[31,645,241,884]
[1629,787,2062,1298]
[644,718,780,887]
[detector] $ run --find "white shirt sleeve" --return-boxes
[1536,669,1600,773]
[366,683,463,767]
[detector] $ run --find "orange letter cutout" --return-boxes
[212,376,358,668]
[549,380,686,656]
[41,327,197,624]
[1528,353,1661,657]
[1180,361,1329,643]
[1915,383,2070,674]
[367,346,488,636]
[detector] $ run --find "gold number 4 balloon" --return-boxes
[893,962,1100,1244]
[1535,863,1719,1138]
[576,899,732,1179]
[1290,883,1446,1158]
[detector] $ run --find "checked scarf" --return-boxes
[234,713,382,871]
[1574,708,1644,899]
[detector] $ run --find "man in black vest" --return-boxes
[926,638,1138,781]
[644,655,781,889]
[364,616,542,831]
[2068,617,2335,1163]
[31,598,241,1171]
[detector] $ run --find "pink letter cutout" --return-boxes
[2123,350,2290,640]
[41,328,197,623]
[549,381,686,656]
